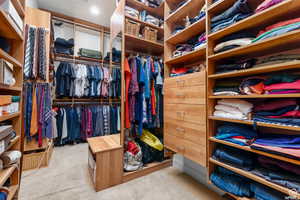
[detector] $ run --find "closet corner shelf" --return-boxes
[122,159,172,183]
[165,0,204,24]
[165,17,206,45]
[208,116,300,132]
[209,94,300,99]
[0,49,22,69]
[209,137,300,166]
[0,10,23,40]
[7,185,18,200]
[0,165,17,186]
[126,0,164,18]
[207,0,236,13]
[209,158,300,199]
[125,15,163,36]
[208,29,300,61]
[125,33,164,55]
[208,60,300,79]
[165,46,206,65]
[208,0,298,41]
[11,0,25,18]
[0,112,20,123]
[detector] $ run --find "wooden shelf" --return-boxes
[165,17,206,45]
[165,0,204,24]
[123,159,172,183]
[165,46,206,65]
[6,136,20,152]
[207,0,236,14]
[54,53,120,65]
[208,60,300,79]
[0,10,23,40]
[0,165,17,186]
[210,158,300,199]
[209,137,300,166]
[209,116,300,132]
[208,29,300,61]
[125,15,163,37]
[11,0,25,18]
[125,33,164,55]
[126,0,164,18]
[0,112,20,123]
[0,49,22,69]
[7,185,18,200]
[209,94,300,99]
[0,85,22,92]
[208,0,300,41]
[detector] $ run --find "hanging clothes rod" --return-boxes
[54,57,121,68]
[53,101,121,106]
[125,50,163,58]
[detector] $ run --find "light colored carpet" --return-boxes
[20,143,222,200]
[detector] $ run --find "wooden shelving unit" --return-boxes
[163,0,207,167]
[0,0,25,198]
[206,0,300,199]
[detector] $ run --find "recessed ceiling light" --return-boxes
[90,5,100,15]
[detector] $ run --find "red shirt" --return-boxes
[124,58,132,128]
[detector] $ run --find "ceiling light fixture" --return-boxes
[90,5,100,15]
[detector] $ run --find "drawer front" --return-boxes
[164,118,206,146]
[164,85,206,105]
[164,71,206,89]
[164,134,206,167]
[164,134,185,154]
[164,104,206,125]
[184,139,206,167]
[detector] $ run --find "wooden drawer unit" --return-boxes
[164,104,206,125]
[164,118,206,146]
[164,71,206,88]
[164,85,206,105]
[164,134,206,166]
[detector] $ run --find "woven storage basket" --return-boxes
[143,26,157,42]
[125,19,141,37]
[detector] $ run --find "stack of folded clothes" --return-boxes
[214,32,255,53]
[215,123,257,146]
[252,156,300,192]
[253,99,300,126]
[169,0,188,14]
[189,3,206,25]
[125,6,139,18]
[211,0,253,33]
[104,48,121,63]
[78,48,102,59]
[239,76,265,95]
[140,11,160,26]
[213,80,240,96]
[54,38,74,55]
[251,134,300,160]
[264,73,300,94]
[173,44,193,57]
[252,17,300,43]
[254,53,300,68]
[213,99,253,120]
[255,0,286,14]
[169,65,201,77]
[172,33,206,57]
[193,33,206,50]
[211,166,286,199]
[213,145,255,170]
[215,58,257,74]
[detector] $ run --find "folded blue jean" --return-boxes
[254,134,300,148]
[250,183,286,200]
[211,13,252,33]
[216,123,257,146]
[253,115,300,126]
[213,146,254,170]
[252,168,300,192]
[253,22,300,43]
[211,0,252,23]
[211,167,251,197]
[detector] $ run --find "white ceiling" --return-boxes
[37,0,116,27]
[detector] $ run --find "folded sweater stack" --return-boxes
[213,99,253,120]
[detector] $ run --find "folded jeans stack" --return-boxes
[211,0,252,33]
[54,37,74,55]
[213,80,240,96]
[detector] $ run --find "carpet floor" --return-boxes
[20,143,222,200]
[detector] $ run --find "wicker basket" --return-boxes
[22,142,53,171]
[143,26,158,42]
[125,19,141,37]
